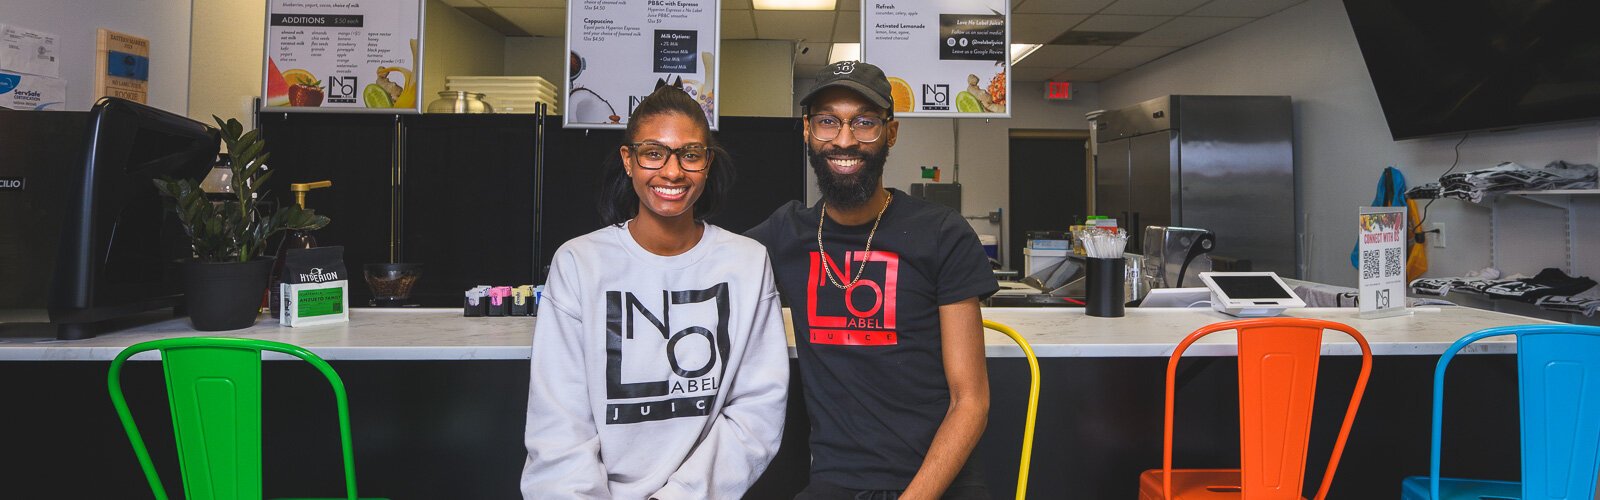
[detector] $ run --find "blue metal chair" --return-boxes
[1400,324,1600,500]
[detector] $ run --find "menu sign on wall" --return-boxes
[1357,207,1410,318]
[566,0,719,130]
[863,0,1010,118]
[262,0,425,113]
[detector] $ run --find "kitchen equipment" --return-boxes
[1089,95,1296,277]
[1142,226,1216,291]
[1023,230,1070,278]
[365,263,422,307]
[270,180,332,318]
[0,99,218,339]
[446,76,559,114]
[426,91,494,114]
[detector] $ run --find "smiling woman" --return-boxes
[523,86,789,500]
[598,85,735,232]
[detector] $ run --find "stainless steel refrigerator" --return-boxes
[1089,95,1298,277]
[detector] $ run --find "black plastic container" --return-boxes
[1086,257,1125,318]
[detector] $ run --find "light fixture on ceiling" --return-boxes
[828,43,860,64]
[1011,44,1043,65]
[753,0,838,10]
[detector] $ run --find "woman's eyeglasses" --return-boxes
[628,143,712,171]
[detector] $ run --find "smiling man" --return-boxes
[747,61,999,499]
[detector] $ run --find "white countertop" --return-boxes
[0,306,1551,361]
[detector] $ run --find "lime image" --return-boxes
[955,91,983,113]
[363,84,394,108]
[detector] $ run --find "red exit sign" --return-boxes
[1046,81,1072,100]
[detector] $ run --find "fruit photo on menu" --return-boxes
[266,57,324,107]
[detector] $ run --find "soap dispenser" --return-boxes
[269,180,332,318]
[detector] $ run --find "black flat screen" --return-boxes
[1343,0,1600,140]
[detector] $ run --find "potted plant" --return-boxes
[154,117,329,331]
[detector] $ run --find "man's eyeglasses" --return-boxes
[627,143,712,171]
[807,114,887,143]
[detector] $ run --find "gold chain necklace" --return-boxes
[817,192,892,289]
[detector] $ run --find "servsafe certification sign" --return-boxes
[862,0,1010,118]
[262,0,425,113]
[1357,207,1410,318]
[566,0,719,130]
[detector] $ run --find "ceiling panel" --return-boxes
[833,11,860,42]
[1015,44,1108,67]
[1015,0,1116,14]
[1099,0,1207,16]
[724,10,758,38]
[495,8,565,37]
[1189,0,1306,17]
[1012,14,1088,44]
[1072,14,1170,32]
[724,0,753,9]
[479,0,564,7]
[1122,16,1250,46]
[753,10,837,41]
[796,42,831,66]
[1013,66,1067,82]
[1053,67,1124,81]
[1076,45,1176,68]
[442,0,482,7]
[839,0,860,10]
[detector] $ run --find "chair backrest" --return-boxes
[107,337,361,500]
[1162,318,1372,500]
[1429,324,1600,500]
[984,320,1041,500]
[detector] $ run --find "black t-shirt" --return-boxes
[746,188,999,490]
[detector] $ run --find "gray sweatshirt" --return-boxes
[521,222,789,499]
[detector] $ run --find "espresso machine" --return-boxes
[1142,226,1215,290]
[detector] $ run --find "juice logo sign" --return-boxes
[922,84,949,111]
[604,283,731,424]
[806,250,900,346]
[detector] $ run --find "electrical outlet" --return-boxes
[1428,222,1447,248]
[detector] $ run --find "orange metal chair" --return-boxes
[1137,318,1373,500]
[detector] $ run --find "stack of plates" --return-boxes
[445,76,560,114]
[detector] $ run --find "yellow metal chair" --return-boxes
[985,319,1041,500]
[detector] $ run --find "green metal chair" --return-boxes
[108,337,384,500]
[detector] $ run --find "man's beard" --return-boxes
[808,143,888,209]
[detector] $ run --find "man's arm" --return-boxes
[901,297,990,499]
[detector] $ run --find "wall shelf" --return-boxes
[1483,188,1599,325]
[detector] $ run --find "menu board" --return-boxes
[262,0,425,113]
[1357,207,1410,318]
[566,0,719,130]
[862,0,1010,118]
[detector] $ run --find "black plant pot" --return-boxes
[183,258,274,331]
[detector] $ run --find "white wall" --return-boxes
[720,40,793,117]
[794,77,1103,267]
[423,0,505,102]
[3,0,193,114]
[1099,0,1600,287]
[503,36,564,83]
[189,0,265,124]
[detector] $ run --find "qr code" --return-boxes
[1361,250,1380,279]
[1383,248,1403,277]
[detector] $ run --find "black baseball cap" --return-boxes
[801,60,895,116]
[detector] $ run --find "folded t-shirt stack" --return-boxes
[1407,160,1598,203]
[1411,268,1599,316]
